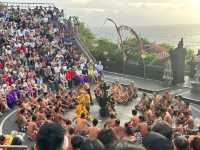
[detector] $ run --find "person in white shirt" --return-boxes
[95,61,104,75]
[54,66,61,74]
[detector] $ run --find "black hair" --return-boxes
[11,137,23,145]
[139,116,145,122]
[32,115,37,121]
[155,111,161,118]
[36,123,65,150]
[124,123,133,136]
[93,118,98,126]
[68,127,75,135]
[111,141,146,150]
[174,136,189,150]
[81,113,85,118]
[110,114,116,119]
[0,135,5,143]
[151,121,172,140]
[143,93,146,97]
[66,119,72,125]
[115,119,120,126]
[132,109,138,116]
[80,139,105,150]
[71,135,84,149]
[20,109,25,114]
[97,129,117,148]
[190,137,200,150]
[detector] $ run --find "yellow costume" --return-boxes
[76,88,91,118]
[3,134,13,145]
[76,104,88,118]
[88,66,94,77]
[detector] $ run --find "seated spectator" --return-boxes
[7,136,23,150]
[0,135,5,145]
[190,136,200,150]
[104,114,116,128]
[143,131,173,150]
[131,109,139,128]
[97,129,117,149]
[122,123,136,143]
[65,127,75,150]
[26,115,38,140]
[151,120,173,140]
[112,119,125,139]
[138,116,149,137]
[111,141,146,150]
[11,136,23,145]
[0,134,13,145]
[87,118,100,140]
[16,109,27,132]
[75,113,90,135]
[174,135,189,150]
[71,135,84,150]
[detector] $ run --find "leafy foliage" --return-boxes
[185,48,195,63]
[78,22,195,66]
[92,38,122,63]
[78,22,96,50]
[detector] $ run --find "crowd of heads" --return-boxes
[0,4,199,150]
[0,5,103,114]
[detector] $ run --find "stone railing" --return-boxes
[0,1,55,9]
[0,145,28,150]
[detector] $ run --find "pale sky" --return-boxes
[2,0,200,26]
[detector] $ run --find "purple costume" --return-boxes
[77,74,89,83]
[6,90,19,108]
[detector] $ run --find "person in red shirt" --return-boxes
[65,68,76,89]
[2,74,13,86]
[16,43,28,53]
[0,63,4,70]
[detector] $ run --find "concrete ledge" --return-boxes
[0,109,17,135]
[179,91,200,105]
[104,71,171,93]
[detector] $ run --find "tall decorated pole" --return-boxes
[118,25,145,77]
[105,18,170,79]
[106,18,127,73]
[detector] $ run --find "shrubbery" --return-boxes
[79,22,195,71]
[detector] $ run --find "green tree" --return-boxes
[78,22,195,68]
[78,22,96,50]
[185,48,195,63]
[93,38,121,62]
[159,43,175,50]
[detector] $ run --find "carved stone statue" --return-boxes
[178,38,184,49]
[170,38,186,84]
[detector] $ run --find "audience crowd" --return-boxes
[0,5,199,150]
